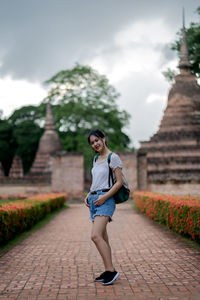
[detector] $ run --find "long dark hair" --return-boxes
[88,129,108,146]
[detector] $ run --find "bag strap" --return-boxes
[94,153,100,162]
[107,152,114,187]
[107,152,112,164]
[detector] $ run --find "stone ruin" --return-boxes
[0,101,136,198]
[9,156,23,178]
[27,102,62,181]
[1,18,199,197]
[0,102,84,197]
[137,21,200,195]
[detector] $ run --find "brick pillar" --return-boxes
[137,152,147,190]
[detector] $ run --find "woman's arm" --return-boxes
[84,192,90,207]
[94,167,123,206]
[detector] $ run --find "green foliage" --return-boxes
[0,204,68,256]
[9,104,46,126]
[171,16,200,77]
[134,191,200,242]
[0,119,16,175]
[162,68,178,83]
[13,120,43,173]
[45,64,130,142]
[1,64,131,175]
[163,7,200,82]
[8,105,45,173]
[45,63,131,171]
[0,194,66,245]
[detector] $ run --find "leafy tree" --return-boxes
[45,64,130,143]
[9,104,46,126]
[45,64,131,172]
[4,64,131,176]
[8,105,45,173]
[163,7,200,82]
[12,120,43,173]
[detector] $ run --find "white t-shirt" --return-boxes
[90,152,123,192]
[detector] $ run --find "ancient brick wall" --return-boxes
[137,151,147,190]
[0,153,84,198]
[0,183,51,197]
[51,152,84,197]
[148,182,200,196]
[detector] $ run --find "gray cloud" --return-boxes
[115,71,170,147]
[0,0,199,147]
[0,0,199,81]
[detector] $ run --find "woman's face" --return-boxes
[89,135,105,152]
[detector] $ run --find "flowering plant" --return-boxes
[0,193,66,245]
[134,191,200,241]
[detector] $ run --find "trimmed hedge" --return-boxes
[0,193,66,245]
[134,191,200,241]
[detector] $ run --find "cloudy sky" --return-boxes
[0,0,199,148]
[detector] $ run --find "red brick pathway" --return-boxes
[0,202,200,300]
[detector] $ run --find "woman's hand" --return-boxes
[84,195,90,207]
[94,194,106,206]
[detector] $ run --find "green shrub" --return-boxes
[0,193,66,245]
[134,191,200,241]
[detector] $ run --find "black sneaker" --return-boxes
[102,271,119,285]
[94,271,109,282]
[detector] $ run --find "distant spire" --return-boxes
[30,101,62,157]
[182,7,185,28]
[45,102,54,130]
[178,8,192,74]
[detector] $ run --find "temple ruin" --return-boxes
[9,156,23,178]
[28,102,62,180]
[0,103,84,197]
[0,16,199,197]
[137,20,200,195]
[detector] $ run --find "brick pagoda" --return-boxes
[28,102,62,179]
[9,156,23,178]
[138,21,200,195]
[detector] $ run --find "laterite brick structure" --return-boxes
[0,103,84,197]
[137,21,200,195]
[1,20,200,197]
[9,156,23,178]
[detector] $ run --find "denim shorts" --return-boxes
[88,190,116,222]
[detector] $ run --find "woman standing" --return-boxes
[84,129,123,285]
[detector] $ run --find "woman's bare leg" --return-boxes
[103,227,109,244]
[102,228,113,268]
[91,216,114,271]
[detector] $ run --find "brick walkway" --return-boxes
[0,201,200,300]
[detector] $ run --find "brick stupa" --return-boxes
[138,19,200,191]
[9,156,23,178]
[28,102,62,179]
